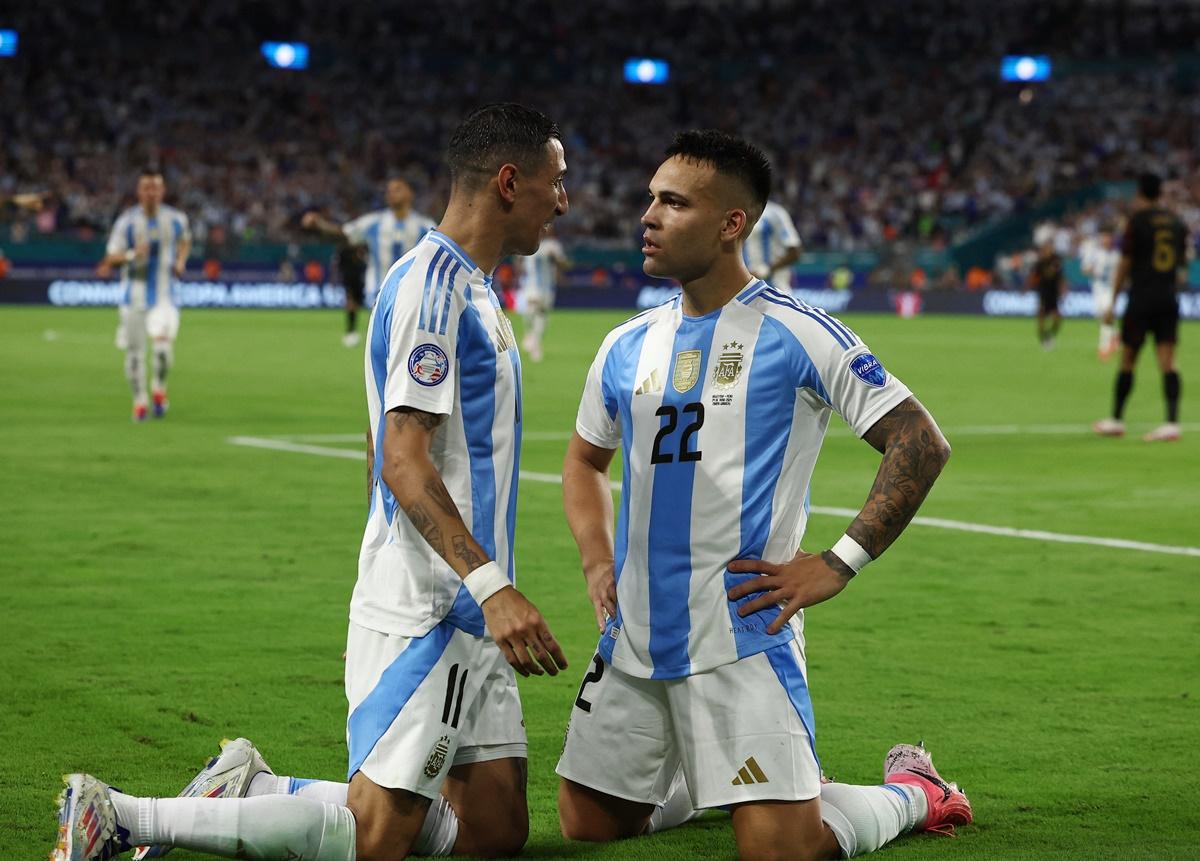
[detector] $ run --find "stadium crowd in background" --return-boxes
[3,0,1200,255]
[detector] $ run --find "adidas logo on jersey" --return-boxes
[731,757,769,786]
[634,369,663,395]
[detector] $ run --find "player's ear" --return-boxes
[497,164,519,205]
[722,208,749,243]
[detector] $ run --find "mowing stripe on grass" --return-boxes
[229,435,1200,559]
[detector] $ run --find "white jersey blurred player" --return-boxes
[743,198,801,291]
[1080,228,1120,359]
[303,178,436,327]
[518,225,569,361]
[557,131,972,860]
[99,169,190,421]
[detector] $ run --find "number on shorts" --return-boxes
[442,663,469,729]
[573,653,605,713]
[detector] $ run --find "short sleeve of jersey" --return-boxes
[812,337,912,439]
[381,276,460,417]
[575,343,621,449]
[343,213,375,245]
[173,211,192,245]
[106,212,130,256]
[771,205,801,249]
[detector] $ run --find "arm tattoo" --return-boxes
[821,550,857,579]
[390,407,445,433]
[403,502,445,556]
[848,397,951,560]
[452,535,487,571]
[425,478,461,519]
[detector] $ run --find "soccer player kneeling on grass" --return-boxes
[51,103,570,861]
[556,131,972,860]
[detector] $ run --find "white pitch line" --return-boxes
[268,423,1200,444]
[227,435,1200,559]
[227,436,365,461]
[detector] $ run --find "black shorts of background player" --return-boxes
[1027,242,1066,349]
[335,240,368,347]
[1094,172,1190,442]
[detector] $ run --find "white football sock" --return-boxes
[125,350,147,403]
[818,783,926,858]
[244,774,458,855]
[151,341,172,392]
[411,794,460,856]
[1099,323,1115,349]
[111,793,354,860]
[647,768,701,833]
[249,774,350,806]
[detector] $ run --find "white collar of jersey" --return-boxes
[426,230,478,273]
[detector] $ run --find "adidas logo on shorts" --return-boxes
[731,756,769,786]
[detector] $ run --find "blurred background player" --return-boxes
[1095,172,1189,441]
[1026,239,1065,350]
[97,169,190,421]
[743,197,801,291]
[518,224,570,362]
[334,237,368,347]
[1081,226,1120,359]
[302,177,435,313]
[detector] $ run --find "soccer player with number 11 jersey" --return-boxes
[557,131,973,860]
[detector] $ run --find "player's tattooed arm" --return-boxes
[382,406,493,577]
[847,396,951,563]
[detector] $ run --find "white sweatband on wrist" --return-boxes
[830,534,872,574]
[463,561,510,605]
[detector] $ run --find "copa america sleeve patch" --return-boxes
[850,353,887,387]
[408,343,450,386]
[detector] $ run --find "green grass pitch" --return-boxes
[1,305,1197,859]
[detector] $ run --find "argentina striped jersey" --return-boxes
[575,279,911,679]
[105,205,190,310]
[353,230,522,638]
[344,209,436,306]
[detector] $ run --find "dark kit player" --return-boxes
[1094,173,1189,442]
[1027,241,1066,350]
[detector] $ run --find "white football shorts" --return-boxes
[116,305,180,350]
[345,620,526,799]
[556,637,822,809]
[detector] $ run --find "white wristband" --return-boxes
[463,561,510,605]
[830,534,872,574]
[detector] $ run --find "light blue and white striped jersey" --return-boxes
[522,237,567,303]
[105,205,190,310]
[344,209,436,306]
[744,200,801,291]
[1080,239,1119,292]
[576,279,911,679]
[353,230,523,638]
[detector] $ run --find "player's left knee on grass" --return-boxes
[730,799,842,861]
[557,778,652,842]
[453,797,528,857]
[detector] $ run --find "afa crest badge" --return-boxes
[409,344,449,387]
[423,735,451,778]
[713,342,744,389]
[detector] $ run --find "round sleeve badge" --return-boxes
[850,353,887,387]
[408,343,450,386]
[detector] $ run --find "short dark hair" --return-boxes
[1138,172,1162,200]
[665,130,772,211]
[446,103,560,189]
[138,166,163,179]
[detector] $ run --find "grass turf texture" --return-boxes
[1,306,1197,860]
